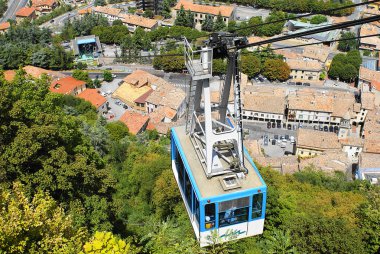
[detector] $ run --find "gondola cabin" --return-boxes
[171,126,267,246]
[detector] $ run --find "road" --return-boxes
[0,0,28,22]
[40,1,94,30]
[235,6,270,21]
[348,0,364,35]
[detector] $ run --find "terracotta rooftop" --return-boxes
[332,97,355,118]
[78,8,92,15]
[371,80,380,91]
[134,88,154,104]
[359,66,380,83]
[93,6,121,16]
[146,82,186,110]
[287,59,323,71]
[3,70,16,82]
[174,0,234,17]
[0,22,10,31]
[364,139,380,154]
[119,111,149,135]
[16,7,36,17]
[23,65,66,79]
[119,13,158,29]
[361,92,375,110]
[297,129,341,151]
[302,45,330,63]
[339,137,364,147]
[31,0,56,7]
[275,49,302,60]
[243,94,286,114]
[359,24,380,50]
[359,152,380,168]
[49,76,86,95]
[299,151,350,173]
[122,70,164,88]
[288,94,334,112]
[77,89,107,109]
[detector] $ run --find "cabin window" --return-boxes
[175,150,184,190]
[252,193,263,219]
[218,197,250,227]
[205,203,216,230]
[184,170,192,210]
[194,191,200,224]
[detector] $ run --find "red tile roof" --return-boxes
[77,89,107,109]
[50,76,86,95]
[119,111,149,135]
[16,7,36,17]
[0,22,10,31]
[174,0,234,17]
[3,70,16,82]
[31,0,57,7]
[371,80,380,91]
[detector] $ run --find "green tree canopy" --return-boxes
[202,14,214,32]
[213,12,226,31]
[241,54,261,78]
[338,31,358,52]
[262,58,290,81]
[310,14,328,24]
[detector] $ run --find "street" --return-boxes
[0,0,28,22]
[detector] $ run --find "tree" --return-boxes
[259,11,286,37]
[263,229,297,254]
[94,0,106,6]
[338,32,358,52]
[185,10,195,28]
[202,14,214,31]
[212,59,227,76]
[103,70,113,82]
[213,12,226,31]
[73,69,93,87]
[310,14,328,24]
[328,51,361,82]
[0,182,87,253]
[263,59,290,81]
[112,19,123,26]
[241,54,261,78]
[161,0,172,19]
[174,5,188,27]
[143,9,154,18]
[81,232,130,254]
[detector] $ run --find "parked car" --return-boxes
[272,139,276,145]
[271,122,276,128]
[264,138,269,146]
[267,122,271,129]
[324,126,329,132]
[329,126,334,132]
[293,125,297,130]
[284,151,293,155]
[280,142,286,148]
[290,136,295,144]
[100,91,106,97]
[287,124,292,130]
[296,82,302,86]
[285,135,289,140]
[111,74,117,78]
[276,122,281,128]
[319,125,324,131]
[313,125,318,130]
[274,134,279,140]
[288,82,296,86]
[303,82,311,86]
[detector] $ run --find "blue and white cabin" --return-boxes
[171,126,267,246]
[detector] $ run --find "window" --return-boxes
[194,191,200,224]
[309,152,311,156]
[175,150,184,190]
[219,197,250,227]
[184,170,192,210]
[261,114,264,117]
[252,193,263,219]
[301,151,304,154]
[205,203,215,230]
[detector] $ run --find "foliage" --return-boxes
[0,182,87,253]
[103,70,113,82]
[338,31,358,52]
[241,54,261,78]
[94,0,106,6]
[213,12,226,31]
[112,19,123,26]
[60,14,109,41]
[213,58,227,76]
[202,14,214,32]
[161,0,172,19]
[262,58,290,81]
[81,231,130,254]
[259,11,287,37]
[310,14,328,24]
[73,69,93,87]
[262,229,297,254]
[0,0,6,18]
[328,50,361,82]
[175,5,194,28]
[143,10,154,18]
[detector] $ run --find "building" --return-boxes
[302,45,330,63]
[119,111,150,135]
[357,153,380,184]
[340,137,364,162]
[15,7,37,23]
[78,7,92,15]
[286,59,323,81]
[296,129,341,157]
[359,24,380,53]
[77,88,108,114]
[137,0,162,15]
[49,76,87,96]
[71,35,102,63]
[93,6,122,23]
[242,94,286,123]
[0,22,10,34]
[286,20,340,46]
[358,66,380,106]
[173,0,235,30]
[30,0,58,15]
[299,151,350,173]
[119,13,158,32]
[145,83,186,120]
[287,93,334,124]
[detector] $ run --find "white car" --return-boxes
[100,91,107,97]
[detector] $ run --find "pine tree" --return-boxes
[161,0,172,19]
[185,9,194,28]
[202,15,214,31]
[174,5,187,26]
[213,12,226,31]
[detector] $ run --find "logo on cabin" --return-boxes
[220,229,246,239]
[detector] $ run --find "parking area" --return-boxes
[235,6,271,21]
[98,78,128,121]
[258,134,296,157]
